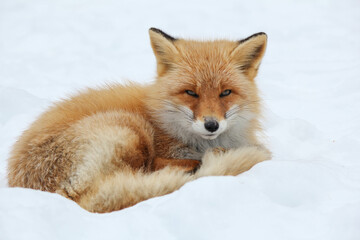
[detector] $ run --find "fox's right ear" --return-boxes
[231,32,267,80]
[149,28,178,76]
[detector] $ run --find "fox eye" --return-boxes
[220,89,231,97]
[185,90,199,98]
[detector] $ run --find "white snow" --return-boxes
[1,0,360,239]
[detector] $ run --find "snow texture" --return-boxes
[1,0,360,239]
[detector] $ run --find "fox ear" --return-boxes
[231,32,267,80]
[149,28,178,76]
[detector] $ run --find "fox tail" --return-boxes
[77,146,270,213]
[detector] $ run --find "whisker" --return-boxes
[161,100,194,120]
[150,99,194,124]
[225,100,260,119]
[225,105,240,118]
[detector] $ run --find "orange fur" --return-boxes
[7,28,271,212]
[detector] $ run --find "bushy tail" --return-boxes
[77,146,270,213]
[78,167,194,213]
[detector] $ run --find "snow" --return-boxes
[1,0,360,239]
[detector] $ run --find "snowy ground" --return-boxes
[1,0,360,239]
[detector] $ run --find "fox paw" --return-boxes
[212,147,228,155]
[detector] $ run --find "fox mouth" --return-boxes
[200,133,219,140]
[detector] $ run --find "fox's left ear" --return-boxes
[149,28,179,76]
[231,32,267,80]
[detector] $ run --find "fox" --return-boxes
[7,28,271,213]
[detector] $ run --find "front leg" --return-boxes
[152,157,201,172]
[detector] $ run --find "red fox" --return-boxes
[7,28,271,213]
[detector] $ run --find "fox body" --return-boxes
[7,28,270,212]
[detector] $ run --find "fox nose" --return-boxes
[204,120,219,132]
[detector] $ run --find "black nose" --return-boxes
[204,120,219,132]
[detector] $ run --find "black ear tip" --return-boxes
[256,32,267,36]
[148,28,177,41]
[239,32,267,44]
[149,27,160,33]
[255,32,267,40]
[249,32,267,39]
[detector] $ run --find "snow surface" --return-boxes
[1,0,360,239]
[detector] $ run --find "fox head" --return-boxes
[147,28,267,146]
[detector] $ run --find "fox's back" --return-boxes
[7,84,150,190]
